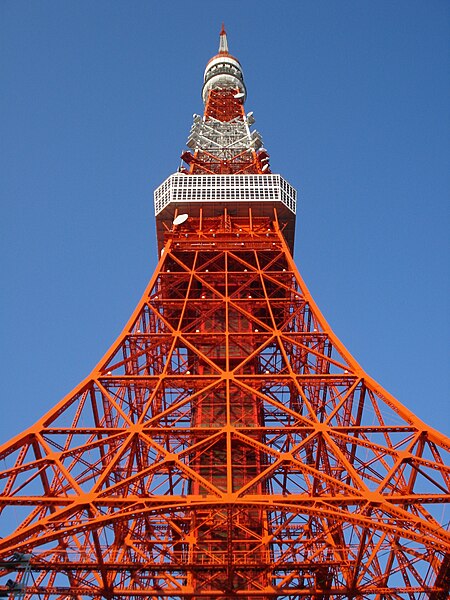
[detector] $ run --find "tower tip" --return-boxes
[219,23,229,54]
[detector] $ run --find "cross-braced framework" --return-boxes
[0,26,449,600]
[181,89,268,175]
[0,213,449,598]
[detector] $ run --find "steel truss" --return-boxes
[0,212,449,598]
[181,89,268,175]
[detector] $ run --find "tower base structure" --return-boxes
[0,207,449,598]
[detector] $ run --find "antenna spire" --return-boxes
[219,23,228,54]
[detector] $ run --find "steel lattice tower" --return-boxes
[0,27,449,600]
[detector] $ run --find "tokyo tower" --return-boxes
[1,26,449,599]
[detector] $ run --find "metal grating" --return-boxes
[154,173,297,215]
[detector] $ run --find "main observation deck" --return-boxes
[154,172,297,253]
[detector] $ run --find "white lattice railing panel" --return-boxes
[154,174,296,216]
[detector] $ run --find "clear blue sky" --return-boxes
[1,1,449,443]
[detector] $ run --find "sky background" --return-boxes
[1,1,449,444]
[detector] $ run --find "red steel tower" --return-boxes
[0,27,449,599]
